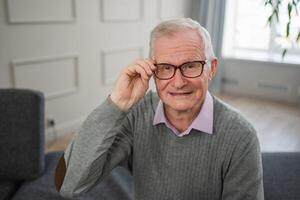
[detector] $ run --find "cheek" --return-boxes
[155,79,169,93]
[191,79,207,94]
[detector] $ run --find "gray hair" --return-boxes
[149,18,215,61]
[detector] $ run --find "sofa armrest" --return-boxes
[0,89,45,180]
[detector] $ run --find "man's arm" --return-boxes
[222,132,264,200]
[55,97,132,198]
[54,59,156,198]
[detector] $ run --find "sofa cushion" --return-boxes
[12,152,133,200]
[12,152,67,200]
[0,89,45,180]
[0,180,20,200]
[262,152,300,200]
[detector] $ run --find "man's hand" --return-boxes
[110,59,156,111]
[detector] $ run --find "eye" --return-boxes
[158,65,173,71]
[187,64,196,69]
[182,63,197,70]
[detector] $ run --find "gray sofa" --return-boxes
[0,89,132,200]
[0,89,299,200]
[262,152,300,200]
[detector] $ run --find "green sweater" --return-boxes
[60,91,264,200]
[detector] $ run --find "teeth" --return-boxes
[171,92,190,95]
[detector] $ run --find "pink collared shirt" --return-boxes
[153,92,214,137]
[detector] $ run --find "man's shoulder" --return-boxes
[212,96,256,139]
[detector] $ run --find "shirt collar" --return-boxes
[153,92,214,136]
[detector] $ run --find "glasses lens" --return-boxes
[180,61,203,78]
[155,64,174,79]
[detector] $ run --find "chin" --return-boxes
[166,102,194,112]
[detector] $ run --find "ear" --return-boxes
[208,58,218,80]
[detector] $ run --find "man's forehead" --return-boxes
[152,31,206,63]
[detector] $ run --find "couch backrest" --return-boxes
[0,89,45,180]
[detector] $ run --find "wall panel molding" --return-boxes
[101,47,143,85]
[100,0,143,22]
[11,54,80,100]
[6,0,76,24]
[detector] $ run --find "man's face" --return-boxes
[153,30,216,115]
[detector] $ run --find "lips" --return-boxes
[169,91,193,96]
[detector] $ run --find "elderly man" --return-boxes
[55,18,264,200]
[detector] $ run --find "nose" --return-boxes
[172,69,187,88]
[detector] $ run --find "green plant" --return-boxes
[265,0,300,58]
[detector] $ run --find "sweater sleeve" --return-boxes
[57,97,133,199]
[222,131,264,200]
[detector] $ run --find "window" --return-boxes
[222,0,300,64]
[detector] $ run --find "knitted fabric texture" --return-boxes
[60,91,264,200]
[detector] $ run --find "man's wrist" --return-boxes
[110,94,131,111]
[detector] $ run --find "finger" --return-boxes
[135,59,154,76]
[144,58,156,71]
[127,64,149,80]
[136,65,151,80]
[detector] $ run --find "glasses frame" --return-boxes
[154,60,208,80]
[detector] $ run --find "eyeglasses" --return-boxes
[154,60,208,80]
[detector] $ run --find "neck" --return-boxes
[164,104,202,132]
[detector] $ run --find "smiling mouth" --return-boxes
[169,92,193,96]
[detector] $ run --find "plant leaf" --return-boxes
[267,15,273,26]
[296,31,300,42]
[288,3,292,19]
[282,49,287,59]
[277,0,282,8]
[293,0,299,15]
[264,0,269,6]
[286,22,290,37]
[275,9,279,21]
[269,0,273,6]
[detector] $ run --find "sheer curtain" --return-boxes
[191,0,226,94]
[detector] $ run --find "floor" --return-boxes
[46,93,300,153]
[46,131,74,153]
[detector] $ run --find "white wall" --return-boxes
[0,0,193,141]
[222,58,300,104]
